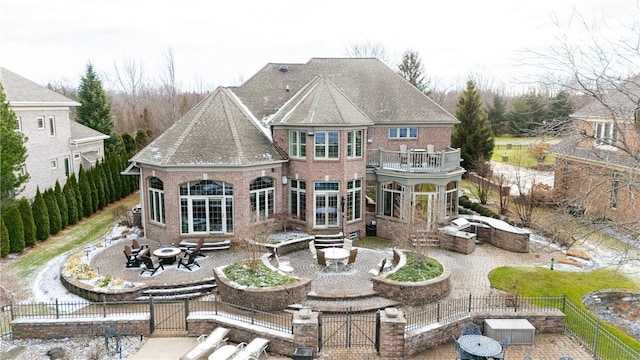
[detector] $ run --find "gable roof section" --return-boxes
[549,135,638,169]
[132,87,287,167]
[267,75,374,127]
[571,78,640,120]
[232,58,457,125]
[69,121,110,144]
[0,67,80,106]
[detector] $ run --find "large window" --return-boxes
[180,180,233,234]
[289,130,306,158]
[445,181,458,218]
[389,127,418,139]
[290,179,306,221]
[314,131,339,159]
[250,177,274,222]
[595,122,617,146]
[381,182,405,218]
[314,182,339,228]
[148,177,165,224]
[347,130,363,158]
[346,179,362,221]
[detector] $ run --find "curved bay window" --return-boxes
[148,177,165,224]
[180,180,233,234]
[250,177,274,222]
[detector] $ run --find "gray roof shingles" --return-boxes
[0,67,80,105]
[69,121,110,141]
[132,87,287,167]
[232,58,458,125]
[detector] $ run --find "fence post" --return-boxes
[593,320,600,358]
[214,297,218,315]
[468,294,472,313]
[103,295,107,317]
[514,295,519,312]
[436,303,440,322]
[184,299,190,332]
[251,304,255,325]
[149,297,154,334]
[562,294,567,314]
[55,299,60,319]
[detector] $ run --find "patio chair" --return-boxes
[452,336,474,360]
[186,238,205,258]
[131,239,148,254]
[139,255,163,276]
[230,337,269,360]
[369,258,387,276]
[178,250,201,271]
[493,336,510,359]
[179,327,229,360]
[461,322,482,336]
[343,238,353,250]
[124,245,141,268]
[399,144,408,164]
[308,240,317,259]
[346,248,358,267]
[316,249,327,266]
[274,249,293,272]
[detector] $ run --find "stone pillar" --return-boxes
[292,308,319,357]
[378,307,406,359]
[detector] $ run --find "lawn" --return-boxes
[489,266,640,351]
[491,136,558,168]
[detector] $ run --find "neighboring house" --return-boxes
[127,58,465,244]
[1,67,109,199]
[550,81,640,225]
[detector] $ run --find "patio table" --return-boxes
[153,247,181,265]
[458,334,502,359]
[321,247,350,270]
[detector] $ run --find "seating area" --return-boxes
[453,322,510,360]
[178,251,201,271]
[207,337,269,360]
[139,255,164,276]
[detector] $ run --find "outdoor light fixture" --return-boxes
[550,257,555,270]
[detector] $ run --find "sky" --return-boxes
[1,0,636,92]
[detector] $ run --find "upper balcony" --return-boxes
[366,147,462,173]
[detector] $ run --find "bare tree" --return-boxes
[471,156,493,205]
[386,195,435,266]
[496,174,511,216]
[344,41,392,65]
[160,47,179,122]
[113,57,146,131]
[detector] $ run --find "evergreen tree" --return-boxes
[546,90,574,135]
[94,166,106,209]
[507,92,547,135]
[18,198,36,247]
[78,167,93,217]
[44,188,62,235]
[451,80,495,172]
[54,181,68,229]
[0,84,29,208]
[134,129,152,150]
[397,49,429,94]
[76,63,117,153]
[101,160,115,204]
[0,218,9,258]
[88,170,99,213]
[32,188,50,241]
[110,157,123,199]
[487,93,508,135]
[63,181,78,225]
[4,204,25,253]
[69,174,83,219]
[121,132,137,155]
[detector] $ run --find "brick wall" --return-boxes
[438,232,476,254]
[478,227,530,253]
[372,262,451,305]
[11,316,150,339]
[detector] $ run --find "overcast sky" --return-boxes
[1,0,636,91]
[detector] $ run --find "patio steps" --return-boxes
[289,293,401,313]
[135,278,217,301]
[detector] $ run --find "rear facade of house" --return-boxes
[128,58,466,244]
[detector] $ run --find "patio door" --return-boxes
[413,192,437,231]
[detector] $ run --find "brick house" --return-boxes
[550,82,640,224]
[127,58,465,244]
[1,67,109,199]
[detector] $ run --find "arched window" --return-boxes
[148,177,165,224]
[250,177,274,222]
[179,180,233,234]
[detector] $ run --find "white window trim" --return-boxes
[50,158,58,169]
[37,116,45,129]
[48,116,56,136]
[250,177,275,222]
[346,179,362,222]
[15,117,22,132]
[179,181,234,235]
[347,130,363,158]
[289,130,306,159]
[388,127,418,139]
[594,121,617,149]
[148,177,165,225]
[313,182,340,228]
[314,130,340,160]
[290,180,306,221]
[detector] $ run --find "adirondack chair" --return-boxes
[139,255,163,276]
[178,250,201,271]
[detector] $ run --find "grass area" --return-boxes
[489,267,640,351]
[4,194,140,290]
[386,253,443,282]
[492,136,557,168]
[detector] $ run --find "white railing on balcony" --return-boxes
[366,147,461,173]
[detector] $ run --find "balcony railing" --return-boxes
[366,147,461,173]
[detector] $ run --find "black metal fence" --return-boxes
[188,299,293,333]
[404,295,640,360]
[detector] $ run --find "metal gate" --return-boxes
[319,308,380,350]
[150,299,187,335]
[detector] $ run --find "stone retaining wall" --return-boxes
[213,266,311,312]
[60,271,148,302]
[478,226,529,253]
[438,232,476,254]
[11,316,150,339]
[372,254,451,305]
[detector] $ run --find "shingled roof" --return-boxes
[0,67,80,106]
[131,87,287,167]
[70,121,110,144]
[232,58,457,125]
[571,78,640,120]
[549,135,639,169]
[267,75,374,127]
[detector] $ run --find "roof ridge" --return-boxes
[220,90,245,162]
[277,77,321,123]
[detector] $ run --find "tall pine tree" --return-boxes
[18,198,36,247]
[451,80,494,172]
[487,93,508,136]
[0,218,9,258]
[44,188,62,236]
[32,188,50,241]
[76,63,116,153]
[78,167,93,217]
[63,181,78,225]
[4,204,24,253]
[0,84,29,209]
[54,181,68,229]
[397,50,429,94]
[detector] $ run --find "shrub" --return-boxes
[112,205,133,227]
[0,218,9,258]
[32,188,50,241]
[4,205,24,253]
[44,188,62,236]
[18,198,36,247]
